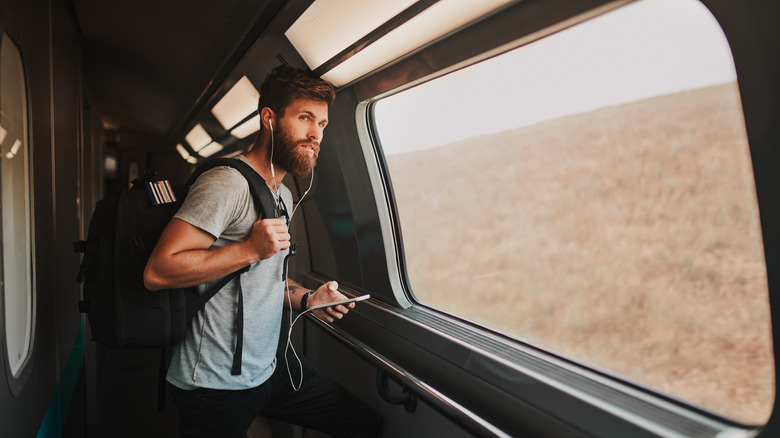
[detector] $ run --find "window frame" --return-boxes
[345,0,774,435]
[0,31,37,396]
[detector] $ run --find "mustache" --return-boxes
[297,139,319,151]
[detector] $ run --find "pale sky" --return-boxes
[374,0,737,155]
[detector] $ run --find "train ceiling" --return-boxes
[70,0,277,143]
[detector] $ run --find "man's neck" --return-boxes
[245,138,286,191]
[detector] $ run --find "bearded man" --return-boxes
[143,65,381,438]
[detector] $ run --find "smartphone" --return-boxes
[307,294,370,311]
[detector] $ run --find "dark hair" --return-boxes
[257,65,336,119]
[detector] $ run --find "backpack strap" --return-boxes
[184,157,282,375]
[186,157,279,219]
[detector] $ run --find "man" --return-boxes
[143,65,381,437]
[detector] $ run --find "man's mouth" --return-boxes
[300,142,317,153]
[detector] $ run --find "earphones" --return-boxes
[282,161,316,392]
[265,112,316,390]
[268,117,279,205]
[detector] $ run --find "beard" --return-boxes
[269,124,318,177]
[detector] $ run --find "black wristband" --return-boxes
[300,291,313,310]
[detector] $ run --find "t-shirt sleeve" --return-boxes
[174,167,252,240]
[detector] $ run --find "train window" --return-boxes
[373,0,774,425]
[0,33,35,379]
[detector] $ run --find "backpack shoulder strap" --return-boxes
[186,157,283,375]
[188,157,279,219]
[184,158,282,311]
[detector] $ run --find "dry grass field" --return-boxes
[386,83,774,425]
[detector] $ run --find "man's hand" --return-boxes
[247,217,290,260]
[307,281,355,323]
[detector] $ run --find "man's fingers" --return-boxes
[328,306,344,319]
[251,218,292,259]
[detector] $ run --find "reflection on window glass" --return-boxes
[373,0,774,425]
[1,33,34,378]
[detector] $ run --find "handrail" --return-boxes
[305,315,512,438]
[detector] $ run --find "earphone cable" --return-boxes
[282,168,315,391]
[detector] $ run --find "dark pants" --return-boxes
[169,349,381,438]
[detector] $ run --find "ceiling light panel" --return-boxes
[198,142,224,158]
[231,114,260,139]
[211,76,260,130]
[285,0,418,71]
[321,0,515,87]
[176,143,191,160]
[185,124,212,152]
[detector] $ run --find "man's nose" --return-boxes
[308,125,323,141]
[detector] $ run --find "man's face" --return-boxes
[271,98,329,177]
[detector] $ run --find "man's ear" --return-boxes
[260,107,275,130]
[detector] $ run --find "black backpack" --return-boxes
[75,157,280,374]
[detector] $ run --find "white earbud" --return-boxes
[268,119,273,131]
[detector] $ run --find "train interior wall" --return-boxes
[0,1,191,436]
[0,0,85,436]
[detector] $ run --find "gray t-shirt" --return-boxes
[166,155,293,390]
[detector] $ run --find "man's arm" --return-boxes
[285,279,355,323]
[143,216,290,291]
